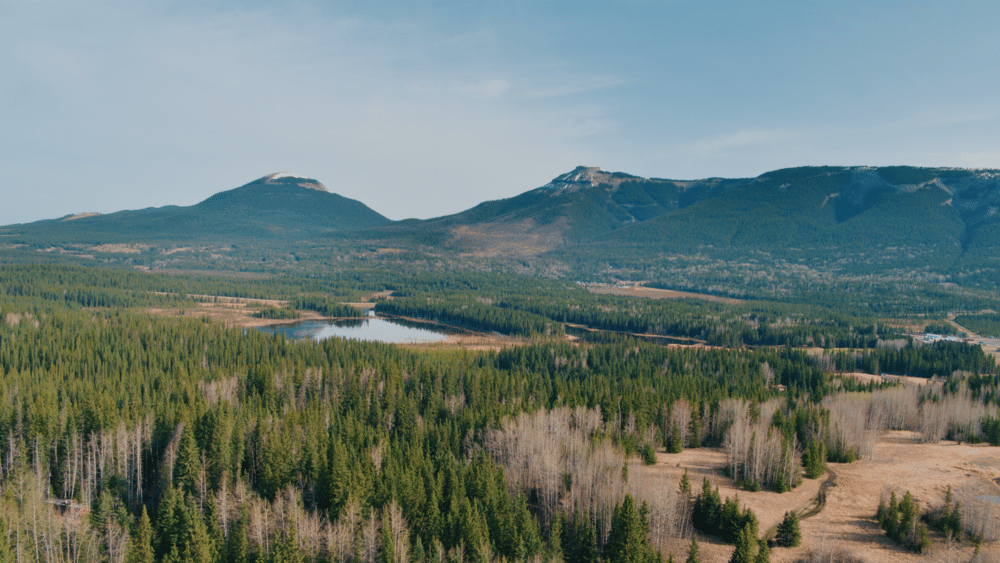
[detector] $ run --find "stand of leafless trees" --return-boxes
[481,406,687,550]
[822,393,881,461]
[822,384,999,457]
[954,483,1000,543]
[0,456,102,562]
[722,399,800,491]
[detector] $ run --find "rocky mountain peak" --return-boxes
[262,172,329,192]
[540,166,644,195]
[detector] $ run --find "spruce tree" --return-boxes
[571,513,598,563]
[549,512,563,560]
[685,536,699,563]
[668,423,683,454]
[720,497,742,542]
[775,512,800,548]
[803,440,826,479]
[914,522,931,553]
[740,508,759,542]
[380,512,397,563]
[180,499,215,563]
[412,536,426,563]
[898,491,916,542]
[175,423,201,498]
[689,409,702,448]
[754,540,770,563]
[156,487,185,558]
[680,470,692,507]
[948,501,963,540]
[728,523,756,563]
[128,506,155,563]
[204,494,225,562]
[227,510,250,563]
[606,494,654,563]
[884,492,899,540]
[693,478,721,535]
[272,520,304,563]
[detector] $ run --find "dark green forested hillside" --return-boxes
[1,173,389,248]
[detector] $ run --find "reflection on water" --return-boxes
[257,316,450,344]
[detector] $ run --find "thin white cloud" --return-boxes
[689,128,801,153]
[408,77,512,99]
[524,75,622,99]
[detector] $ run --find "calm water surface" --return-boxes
[257,316,450,344]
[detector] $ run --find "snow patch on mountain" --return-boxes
[264,172,328,192]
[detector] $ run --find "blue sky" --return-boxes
[2,0,999,224]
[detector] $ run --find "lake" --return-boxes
[257,316,451,344]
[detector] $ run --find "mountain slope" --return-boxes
[3,173,390,246]
[377,166,746,256]
[562,166,997,275]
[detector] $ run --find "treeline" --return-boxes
[252,305,301,320]
[291,296,365,318]
[955,314,1000,338]
[825,341,997,380]
[587,250,1000,317]
[0,264,379,314]
[498,290,894,349]
[375,295,564,338]
[0,263,197,310]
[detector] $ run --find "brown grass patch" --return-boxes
[400,332,524,352]
[60,212,101,221]
[90,243,149,254]
[586,284,742,304]
[838,372,946,389]
[147,293,309,328]
[635,431,999,562]
[450,218,566,258]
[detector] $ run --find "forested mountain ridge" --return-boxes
[1,173,390,245]
[601,165,1000,254]
[375,166,748,256]
[545,165,1000,294]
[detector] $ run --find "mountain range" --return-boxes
[3,165,1000,289]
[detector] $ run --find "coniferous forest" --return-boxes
[1,263,999,562]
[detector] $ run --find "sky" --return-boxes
[2,0,1000,225]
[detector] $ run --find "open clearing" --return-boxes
[586,284,742,304]
[838,371,947,390]
[636,431,1000,563]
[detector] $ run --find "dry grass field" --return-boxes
[586,284,743,304]
[636,432,1000,563]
